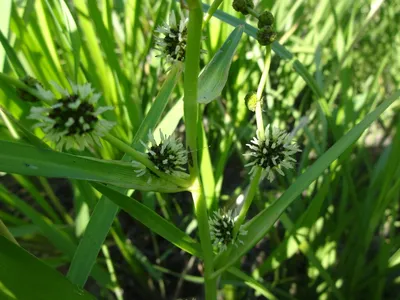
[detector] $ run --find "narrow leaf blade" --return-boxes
[0,236,94,300]
[198,26,244,104]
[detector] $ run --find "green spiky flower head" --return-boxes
[133,130,189,180]
[209,209,247,253]
[155,11,188,63]
[245,125,301,181]
[28,82,115,150]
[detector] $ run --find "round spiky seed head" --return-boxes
[258,11,274,28]
[133,130,189,180]
[16,76,43,103]
[28,81,115,150]
[209,209,247,253]
[245,125,301,182]
[232,0,254,15]
[257,26,277,46]
[155,11,188,63]
[245,92,258,112]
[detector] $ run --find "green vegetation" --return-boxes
[0,0,399,299]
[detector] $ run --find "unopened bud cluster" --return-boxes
[232,0,254,15]
[232,0,277,46]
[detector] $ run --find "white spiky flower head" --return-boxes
[28,81,115,151]
[209,209,247,253]
[245,125,301,182]
[155,10,188,64]
[133,129,189,179]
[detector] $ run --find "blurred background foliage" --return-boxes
[0,0,399,299]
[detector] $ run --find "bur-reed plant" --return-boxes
[0,0,399,299]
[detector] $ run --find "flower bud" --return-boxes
[244,92,257,112]
[258,11,274,28]
[232,0,254,15]
[256,25,277,46]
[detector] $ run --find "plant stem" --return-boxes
[233,167,262,236]
[203,0,223,25]
[184,0,202,181]
[102,133,190,188]
[39,177,74,225]
[232,47,272,238]
[247,7,260,19]
[191,184,217,300]
[255,46,272,140]
[0,217,18,245]
[184,0,216,298]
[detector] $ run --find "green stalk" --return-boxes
[247,7,260,19]
[255,46,272,140]
[39,177,74,225]
[102,133,190,188]
[102,245,123,300]
[203,0,224,25]
[191,184,217,299]
[233,167,262,236]
[0,218,18,245]
[232,47,272,236]
[184,1,202,179]
[184,1,216,299]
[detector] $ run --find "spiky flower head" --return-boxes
[16,76,43,103]
[155,11,188,63]
[209,209,247,253]
[28,82,115,151]
[245,125,301,182]
[133,130,189,179]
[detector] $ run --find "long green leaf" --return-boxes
[198,26,243,104]
[0,31,25,77]
[0,140,183,193]
[0,106,50,149]
[228,267,277,300]
[0,236,94,300]
[92,183,203,258]
[214,90,400,274]
[0,0,12,72]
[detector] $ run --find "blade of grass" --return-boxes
[0,0,12,72]
[228,267,278,300]
[0,217,18,245]
[92,183,202,257]
[0,236,95,300]
[0,30,26,77]
[0,140,184,193]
